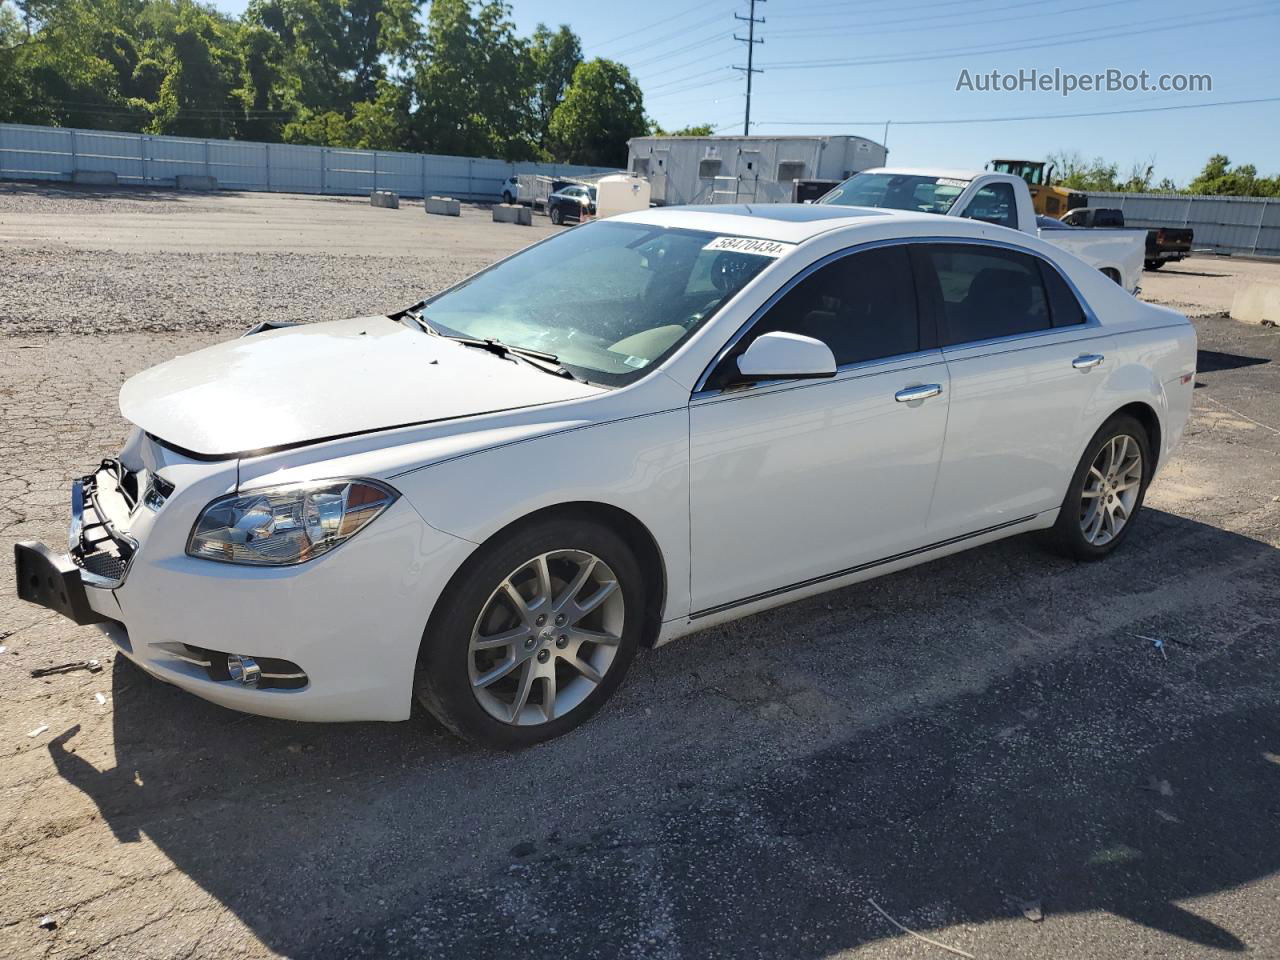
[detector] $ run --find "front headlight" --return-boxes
[186,479,398,566]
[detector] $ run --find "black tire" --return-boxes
[549,205,563,225]
[502,191,514,205]
[1103,268,1123,285]
[1043,413,1152,561]
[414,516,644,748]
[1145,259,1164,270]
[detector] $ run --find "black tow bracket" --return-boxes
[13,541,109,626]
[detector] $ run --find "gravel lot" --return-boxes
[2,185,1279,960]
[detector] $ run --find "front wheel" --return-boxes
[1145,260,1165,270]
[415,517,644,748]
[549,206,563,225]
[502,191,514,205]
[1043,414,1152,560]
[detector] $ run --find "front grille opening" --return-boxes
[181,645,309,690]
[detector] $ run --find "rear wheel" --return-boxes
[1043,414,1151,560]
[415,517,643,748]
[1145,259,1164,270]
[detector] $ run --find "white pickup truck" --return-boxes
[818,167,1146,294]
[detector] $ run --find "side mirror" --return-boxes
[735,331,837,382]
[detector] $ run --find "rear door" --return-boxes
[918,242,1116,539]
[688,244,950,615]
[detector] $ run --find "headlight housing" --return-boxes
[186,479,398,566]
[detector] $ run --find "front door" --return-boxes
[688,244,950,615]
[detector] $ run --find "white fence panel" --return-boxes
[0,125,74,179]
[265,143,323,193]
[0,122,618,201]
[208,140,267,190]
[1088,190,1280,257]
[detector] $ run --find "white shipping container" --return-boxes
[626,134,888,206]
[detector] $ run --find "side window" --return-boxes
[748,246,919,367]
[922,245,1051,345]
[1041,262,1087,327]
[961,183,1017,228]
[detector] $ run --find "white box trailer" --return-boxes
[626,134,887,206]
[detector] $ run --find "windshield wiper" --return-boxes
[449,337,584,382]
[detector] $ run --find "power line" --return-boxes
[755,95,1280,128]
[628,28,735,69]
[600,9,730,59]
[733,0,764,135]
[644,65,733,93]
[762,3,1277,70]
[768,0,1138,39]
[591,4,729,52]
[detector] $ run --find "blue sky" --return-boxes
[212,0,1280,185]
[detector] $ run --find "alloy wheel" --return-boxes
[1079,434,1143,546]
[468,550,624,726]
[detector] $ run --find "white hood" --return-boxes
[119,317,602,457]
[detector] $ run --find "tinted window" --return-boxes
[1041,262,1087,327]
[923,245,1050,345]
[748,246,919,366]
[961,183,1017,228]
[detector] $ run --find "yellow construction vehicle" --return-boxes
[988,159,1087,218]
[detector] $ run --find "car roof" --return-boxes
[612,203,945,244]
[864,166,984,181]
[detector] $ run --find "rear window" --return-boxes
[920,244,1051,345]
[1042,263,1087,327]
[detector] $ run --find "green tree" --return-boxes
[648,121,714,136]
[408,0,534,159]
[548,58,646,167]
[528,22,580,151]
[1187,154,1280,197]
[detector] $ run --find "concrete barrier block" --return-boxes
[176,174,218,191]
[1230,282,1280,325]
[493,203,532,226]
[425,196,461,217]
[71,170,118,186]
[370,190,400,209]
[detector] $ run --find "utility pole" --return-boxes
[733,0,764,136]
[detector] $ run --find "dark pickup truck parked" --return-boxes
[1059,207,1194,270]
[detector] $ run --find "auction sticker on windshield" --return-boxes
[703,237,795,257]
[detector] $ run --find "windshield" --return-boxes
[819,173,969,215]
[420,221,774,385]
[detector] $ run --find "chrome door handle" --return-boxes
[894,383,943,403]
[1072,354,1105,370]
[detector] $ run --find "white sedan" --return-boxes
[16,204,1197,747]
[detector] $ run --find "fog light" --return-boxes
[226,654,261,687]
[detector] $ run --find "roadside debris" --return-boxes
[38,916,57,930]
[27,724,49,738]
[95,692,107,705]
[31,658,102,677]
[1143,776,1175,797]
[1155,808,1182,823]
[1018,899,1044,923]
[0,646,6,655]
[1135,634,1167,661]
[867,898,975,958]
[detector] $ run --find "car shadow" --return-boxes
[49,509,1280,958]
[1196,349,1271,373]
